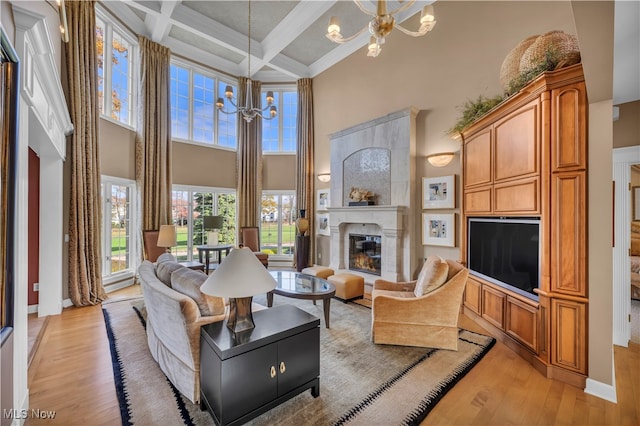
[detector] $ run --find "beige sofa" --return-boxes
[138,254,226,404]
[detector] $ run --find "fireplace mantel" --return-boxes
[329,205,408,283]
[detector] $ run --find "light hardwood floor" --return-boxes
[26,285,639,425]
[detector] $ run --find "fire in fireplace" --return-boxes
[349,234,382,275]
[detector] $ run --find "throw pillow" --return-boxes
[156,253,176,264]
[171,268,226,317]
[155,261,184,287]
[414,255,449,297]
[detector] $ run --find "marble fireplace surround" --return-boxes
[327,108,418,285]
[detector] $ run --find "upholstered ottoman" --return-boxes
[327,273,364,302]
[301,265,334,280]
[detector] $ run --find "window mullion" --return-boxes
[103,183,112,275]
[104,24,113,118]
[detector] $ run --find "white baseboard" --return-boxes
[62,298,73,308]
[27,305,38,314]
[584,361,618,403]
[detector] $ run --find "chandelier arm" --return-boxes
[326,25,369,44]
[353,0,377,17]
[385,0,417,16]
[394,21,435,37]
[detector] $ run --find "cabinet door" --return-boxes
[223,344,278,422]
[494,99,540,182]
[277,328,320,396]
[464,277,482,315]
[551,299,586,374]
[464,129,492,188]
[482,285,505,330]
[551,82,587,172]
[506,296,538,353]
[551,172,586,296]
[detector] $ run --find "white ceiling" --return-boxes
[99,0,639,104]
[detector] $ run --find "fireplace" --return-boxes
[349,234,382,275]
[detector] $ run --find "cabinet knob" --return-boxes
[279,361,286,374]
[270,366,276,378]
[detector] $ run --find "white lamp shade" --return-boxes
[426,152,455,167]
[157,225,177,248]
[201,247,277,298]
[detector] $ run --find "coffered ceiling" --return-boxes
[98,0,639,104]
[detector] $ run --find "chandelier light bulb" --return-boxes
[420,5,435,24]
[328,16,341,35]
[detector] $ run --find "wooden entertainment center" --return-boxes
[460,64,587,388]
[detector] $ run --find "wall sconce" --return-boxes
[317,173,331,183]
[426,152,455,167]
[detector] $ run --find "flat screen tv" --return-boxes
[467,217,540,300]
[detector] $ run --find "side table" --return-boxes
[197,244,233,273]
[200,305,320,425]
[179,261,205,272]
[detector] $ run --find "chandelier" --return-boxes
[326,1,436,57]
[216,0,276,123]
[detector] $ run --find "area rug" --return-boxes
[102,295,495,425]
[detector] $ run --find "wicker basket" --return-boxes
[519,30,581,75]
[499,35,538,91]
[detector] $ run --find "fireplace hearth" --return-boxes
[349,234,381,276]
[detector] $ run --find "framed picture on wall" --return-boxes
[422,175,455,209]
[422,213,455,247]
[317,213,330,236]
[317,189,330,211]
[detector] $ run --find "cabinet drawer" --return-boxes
[464,187,492,214]
[494,177,539,214]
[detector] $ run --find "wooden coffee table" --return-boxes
[267,270,336,328]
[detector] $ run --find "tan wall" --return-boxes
[263,154,296,190]
[98,123,296,190]
[99,119,136,179]
[613,101,640,148]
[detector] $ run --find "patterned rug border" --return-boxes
[334,329,495,426]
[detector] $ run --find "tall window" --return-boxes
[171,187,237,261]
[262,87,297,153]
[96,10,136,127]
[261,192,296,256]
[101,177,136,281]
[170,61,237,148]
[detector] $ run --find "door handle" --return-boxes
[279,361,286,374]
[270,366,276,378]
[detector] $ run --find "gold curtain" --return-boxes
[295,78,315,265]
[135,36,172,231]
[236,77,263,229]
[64,0,106,306]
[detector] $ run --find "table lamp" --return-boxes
[203,215,224,246]
[157,225,177,253]
[201,247,277,333]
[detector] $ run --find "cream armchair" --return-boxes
[371,257,468,350]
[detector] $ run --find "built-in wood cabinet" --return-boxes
[460,64,588,388]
